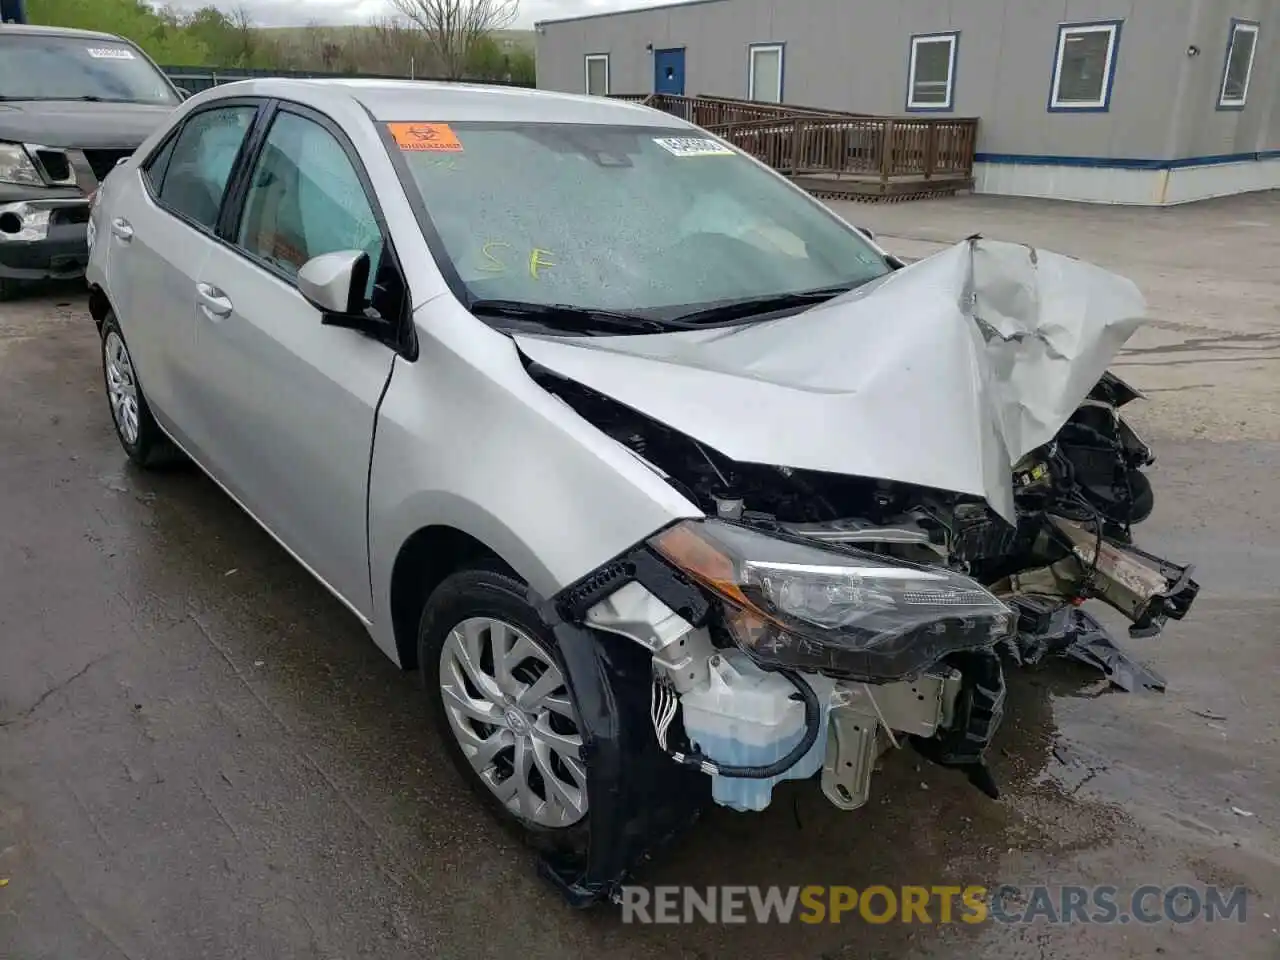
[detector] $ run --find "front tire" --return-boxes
[100,311,175,468]
[419,569,590,858]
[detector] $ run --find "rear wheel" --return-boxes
[419,569,590,857]
[0,278,19,301]
[100,311,177,468]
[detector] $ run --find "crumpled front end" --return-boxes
[523,238,1200,906]
[514,237,1149,525]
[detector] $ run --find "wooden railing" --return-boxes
[613,93,979,194]
[716,115,979,180]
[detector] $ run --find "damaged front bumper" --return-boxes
[538,535,1013,906]
[0,192,92,281]
[537,512,1197,906]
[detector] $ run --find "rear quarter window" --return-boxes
[155,106,257,230]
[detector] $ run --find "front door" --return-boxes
[654,48,686,95]
[189,105,400,618]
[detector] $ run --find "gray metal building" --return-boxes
[535,0,1280,204]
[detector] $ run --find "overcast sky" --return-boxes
[158,0,686,28]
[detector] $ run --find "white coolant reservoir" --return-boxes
[679,650,831,812]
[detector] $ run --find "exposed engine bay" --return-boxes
[526,238,1202,906]
[538,361,1198,830]
[538,367,1197,666]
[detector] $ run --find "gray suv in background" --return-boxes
[0,23,182,298]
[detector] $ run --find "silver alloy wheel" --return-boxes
[104,331,140,446]
[439,616,588,828]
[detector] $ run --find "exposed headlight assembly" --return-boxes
[650,519,1014,682]
[0,142,43,186]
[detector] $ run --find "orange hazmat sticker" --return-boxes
[388,122,463,152]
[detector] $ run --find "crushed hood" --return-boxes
[515,238,1147,522]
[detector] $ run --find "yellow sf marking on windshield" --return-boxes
[530,248,556,280]
[479,241,511,273]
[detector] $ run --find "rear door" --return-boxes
[186,102,406,618]
[105,101,262,446]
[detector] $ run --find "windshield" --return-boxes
[0,35,178,105]
[391,122,891,320]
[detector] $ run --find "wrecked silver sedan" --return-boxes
[86,80,1197,908]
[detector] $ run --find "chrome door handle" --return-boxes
[196,282,233,319]
[110,218,133,242]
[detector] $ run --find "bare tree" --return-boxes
[388,0,519,79]
[228,5,256,67]
[364,16,436,77]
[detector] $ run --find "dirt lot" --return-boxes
[2,192,1279,959]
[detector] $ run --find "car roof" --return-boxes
[0,23,130,42]
[199,78,698,128]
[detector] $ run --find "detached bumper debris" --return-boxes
[1005,601,1167,692]
[998,515,1199,691]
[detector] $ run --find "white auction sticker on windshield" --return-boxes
[653,137,734,157]
[87,47,136,60]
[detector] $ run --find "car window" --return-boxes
[392,123,890,315]
[142,133,178,193]
[0,35,179,105]
[157,106,257,230]
[237,110,383,297]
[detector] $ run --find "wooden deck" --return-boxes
[613,93,979,202]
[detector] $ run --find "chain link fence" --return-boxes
[162,65,533,95]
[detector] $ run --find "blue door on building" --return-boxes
[654,48,686,95]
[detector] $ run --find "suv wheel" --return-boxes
[419,569,590,855]
[101,311,176,468]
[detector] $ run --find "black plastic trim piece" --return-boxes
[551,539,712,629]
[910,649,1005,799]
[539,613,706,907]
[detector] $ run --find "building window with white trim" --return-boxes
[1049,20,1122,111]
[1218,20,1259,108]
[907,32,959,111]
[584,53,610,97]
[748,43,784,103]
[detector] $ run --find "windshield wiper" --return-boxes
[469,299,670,335]
[0,95,107,102]
[669,284,859,326]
